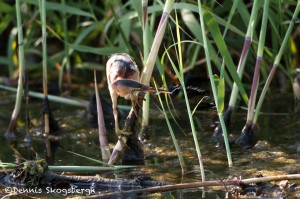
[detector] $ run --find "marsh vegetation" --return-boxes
[0,0,300,198]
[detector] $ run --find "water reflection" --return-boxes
[0,90,299,198]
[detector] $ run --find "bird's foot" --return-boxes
[116,129,132,148]
[116,129,132,136]
[133,107,139,117]
[130,99,139,118]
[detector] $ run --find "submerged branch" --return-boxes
[2,159,299,198]
[108,98,145,165]
[46,171,169,188]
[1,159,167,192]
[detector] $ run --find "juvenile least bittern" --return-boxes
[106,53,140,136]
[106,54,170,136]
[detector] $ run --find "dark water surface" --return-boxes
[0,90,299,198]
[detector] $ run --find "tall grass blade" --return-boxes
[22,0,94,18]
[154,81,186,173]
[140,0,174,85]
[139,0,152,139]
[156,57,187,136]
[253,1,300,125]
[215,0,260,141]
[68,44,126,55]
[203,12,248,105]
[164,12,205,177]
[222,0,239,38]
[61,151,138,170]
[180,8,232,87]
[5,0,25,139]
[0,84,89,108]
[197,0,232,167]
[237,0,299,148]
[246,0,269,123]
[59,0,71,90]
[109,0,174,164]
[217,62,225,113]
[228,0,260,108]
[39,0,50,136]
[59,23,101,88]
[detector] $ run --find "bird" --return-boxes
[106,53,140,136]
[111,79,171,97]
[106,53,171,136]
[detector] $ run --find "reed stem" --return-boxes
[197,0,232,167]
[140,0,174,85]
[94,71,111,162]
[154,81,186,173]
[6,0,25,138]
[228,0,260,109]
[246,0,269,123]
[141,0,151,138]
[39,0,50,135]
[59,0,71,90]
[109,0,174,164]
[253,1,300,125]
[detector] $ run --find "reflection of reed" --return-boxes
[45,135,61,165]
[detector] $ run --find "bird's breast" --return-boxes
[111,82,135,99]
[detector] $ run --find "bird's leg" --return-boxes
[111,91,131,139]
[111,92,120,136]
[111,93,130,149]
[131,99,139,118]
[131,90,145,118]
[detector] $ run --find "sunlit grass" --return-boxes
[154,80,186,173]
[197,0,232,167]
[5,0,25,138]
[1,0,299,173]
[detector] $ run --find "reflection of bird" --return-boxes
[106,54,140,135]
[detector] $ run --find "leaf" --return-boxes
[204,11,249,105]
[68,44,126,55]
[180,8,232,87]
[67,151,138,169]
[222,0,239,37]
[213,74,219,86]
[22,0,94,18]
[217,62,225,113]
[149,2,245,37]
[0,15,13,36]
[131,0,142,24]
[0,1,13,12]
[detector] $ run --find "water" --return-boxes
[0,89,299,198]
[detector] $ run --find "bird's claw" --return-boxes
[116,130,132,148]
[133,107,139,117]
[116,129,132,136]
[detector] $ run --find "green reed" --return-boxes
[5,0,25,139]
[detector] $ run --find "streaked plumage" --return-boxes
[106,53,140,135]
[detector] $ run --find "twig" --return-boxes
[46,171,169,188]
[85,174,300,198]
